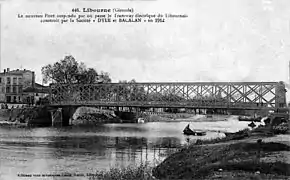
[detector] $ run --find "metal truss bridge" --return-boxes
[48,81,287,110]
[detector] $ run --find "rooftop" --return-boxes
[0,68,34,76]
[23,83,49,93]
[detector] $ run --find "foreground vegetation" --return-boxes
[89,163,155,180]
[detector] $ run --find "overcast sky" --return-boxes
[1,0,290,85]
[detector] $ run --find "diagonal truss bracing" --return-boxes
[49,82,286,109]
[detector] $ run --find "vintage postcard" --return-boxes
[0,0,289,180]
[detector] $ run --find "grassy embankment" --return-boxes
[152,139,290,179]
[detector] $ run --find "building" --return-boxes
[23,83,50,104]
[0,68,35,103]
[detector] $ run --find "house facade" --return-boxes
[0,68,35,103]
[23,83,50,105]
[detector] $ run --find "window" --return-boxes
[7,77,11,84]
[0,77,2,83]
[12,86,17,93]
[18,86,23,93]
[6,86,10,93]
[13,77,17,85]
[6,96,11,103]
[18,78,22,84]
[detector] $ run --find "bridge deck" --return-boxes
[48,102,275,110]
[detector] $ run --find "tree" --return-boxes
[115,79,146,101]
[41,55,79,84]
[41,55,111,84]
[76,68,99,84]
[97,71,112,83]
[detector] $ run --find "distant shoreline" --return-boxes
[144,114,233,123]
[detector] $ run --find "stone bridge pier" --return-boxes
[49,106,78,127]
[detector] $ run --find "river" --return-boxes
[0,115,254,180]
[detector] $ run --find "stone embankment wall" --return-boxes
[71,107,122,125]
[72,107,191,125]
[0,109,12,120]
[114,111,137,122]
[0,107,51,126]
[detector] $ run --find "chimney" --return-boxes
[3,69,5,73]
[7,68,9,72]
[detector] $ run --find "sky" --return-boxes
[0,0,290,86]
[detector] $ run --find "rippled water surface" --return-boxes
[0,115,253,180]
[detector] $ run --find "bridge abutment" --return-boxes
[62,106,78,126]
[49,106,78,127]
[50,108,63,127]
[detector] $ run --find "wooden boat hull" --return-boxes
[183,129,206,136]
[224,132,236,137]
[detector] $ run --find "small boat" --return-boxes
[224,132,236,137]
[206,115,213,118]
[183,124,206,136]
[137,118,145,123]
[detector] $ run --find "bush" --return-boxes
[272,122,289,134]
[89,163,155,180]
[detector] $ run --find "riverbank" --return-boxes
[72,107,122,125]
[153,139,290,179]
[141,113,230,123]
[88,125,290,180]
[151,128,290,180]
[0,105,232,127]
[87,135,290,180]
[0,106,51,127]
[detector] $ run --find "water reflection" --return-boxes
[0,117,251,180]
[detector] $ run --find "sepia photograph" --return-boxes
[0,0,289,179]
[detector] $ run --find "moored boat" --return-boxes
[137,118,145,123]
[224,132,236,137]
[206,115,213,118]
[183,124,206,136]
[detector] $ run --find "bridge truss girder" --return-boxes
[49,82,286,110]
